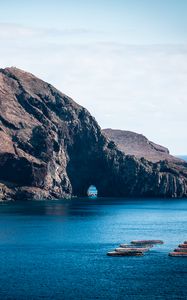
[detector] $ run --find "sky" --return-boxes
[0,0,187,154]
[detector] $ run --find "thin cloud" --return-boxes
[0,28,186,154]
[0,22,100,40]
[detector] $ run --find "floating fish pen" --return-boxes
[87,185,98,198]
[120,243,153,248]
[169,252,187,257]
[131,240,164,245]
[107,240,163,257]
[178,244,187,248]
[107,251,143,257]
[115,247,150,252]
[169,241,187,257]
[174,248,187,252]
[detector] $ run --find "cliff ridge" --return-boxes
[0,67,186,200]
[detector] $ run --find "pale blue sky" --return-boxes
[0,1,187,153]
[1,0,187,43]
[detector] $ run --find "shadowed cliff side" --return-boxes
[0,67,186,200]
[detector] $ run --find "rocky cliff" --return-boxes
[0,67,187,200]
[102,129,182,163]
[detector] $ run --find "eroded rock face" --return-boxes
[102,128,181,163]
[0,67,187,200]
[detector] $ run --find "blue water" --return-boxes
[0,198,187,300]
[178,155,187,162]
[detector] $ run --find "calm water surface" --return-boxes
[0,198,187,300]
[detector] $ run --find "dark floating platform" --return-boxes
[107,251,143,257]
[115,247,150,253]
[174,248,187,252]
[131,240,164,245]
[178,244,187,248]
[169,252,187,257]
[120,243,153,248]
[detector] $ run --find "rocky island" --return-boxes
[0,67,187,200]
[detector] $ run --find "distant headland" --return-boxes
[0,67,187,200]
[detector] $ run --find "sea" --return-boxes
[178,156,187,162]
[0,198,187,300]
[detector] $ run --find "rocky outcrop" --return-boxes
[102,128,181,163]
[0,67,187,200]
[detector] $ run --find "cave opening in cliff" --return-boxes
[87,185,98,198]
